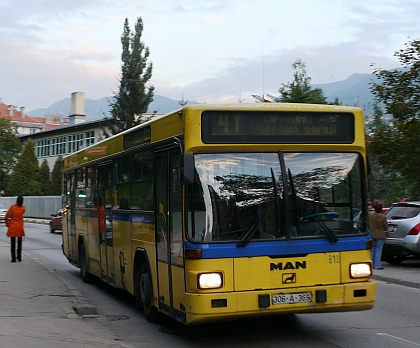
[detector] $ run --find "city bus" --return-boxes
[61,103,376,325]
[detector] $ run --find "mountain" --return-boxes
[29,95,200,121]
[28,73,379,120]
[314,73,379,112]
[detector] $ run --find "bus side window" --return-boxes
[119,197,130,210]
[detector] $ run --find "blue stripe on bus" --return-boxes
[76,211,154,223]
[112,212,154,223]
[76,211,96,218]
[185,235,370,258]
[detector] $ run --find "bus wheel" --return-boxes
[79,243,94,284]
[139,263,160,323]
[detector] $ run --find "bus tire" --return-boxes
[79,242,94,284]
[139,263,160,323]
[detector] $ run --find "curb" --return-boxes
[372,275,420,290]
[24,219,49,224]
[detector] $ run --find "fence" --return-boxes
[0,196,62,219]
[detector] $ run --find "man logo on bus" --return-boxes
[282,273,296,284]
[270,261,306,270]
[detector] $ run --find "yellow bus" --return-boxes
[62,103,376,325]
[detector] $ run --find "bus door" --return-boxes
[98,163,115,284]
[65,173,77,262]
[155,149,185,320]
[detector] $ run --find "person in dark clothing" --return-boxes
[369,202,388,270]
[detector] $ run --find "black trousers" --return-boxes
[10,237,22,261]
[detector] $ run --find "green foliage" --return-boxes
[0,118,22,193]
[50,157,63,195]
[279,60,327,104]
[105,17,154,137]
[369,39,420,200]
[5,138,42,196]
[39,160,52,195]
[366,103,412,203]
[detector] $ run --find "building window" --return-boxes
[68,133,85,153]
[52,138,57,156]
[35,140,50,158]
[68,134,76,153]
[76,133,84,151]
[44,139,50,157]
[58,136,66,155]
[36,141,42,158]
[86,131,95,147]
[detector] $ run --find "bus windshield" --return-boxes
[187,152,364,243]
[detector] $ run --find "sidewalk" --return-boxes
[372,260,420,289]
[0,241,132,348]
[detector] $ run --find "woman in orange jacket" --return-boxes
[5,196,26,262]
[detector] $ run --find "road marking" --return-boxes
[377,333,420,346]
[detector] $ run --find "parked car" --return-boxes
[353,207,388,230]
[383,201,420,264]
[50,209,63,233]
[0,204,8,223]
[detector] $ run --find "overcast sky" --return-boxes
[1,0,418,111]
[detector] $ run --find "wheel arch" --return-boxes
[133,248,151,298]
[77,234,87,268]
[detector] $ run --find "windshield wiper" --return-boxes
[237,218,259,247]
[319,221,338,244]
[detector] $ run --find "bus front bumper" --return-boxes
[184,281,376,325]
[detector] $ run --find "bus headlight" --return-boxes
[198,272,223,289]
[350,263,372,278]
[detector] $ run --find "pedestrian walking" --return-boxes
[369,202,388,270]
[5,196,26,262]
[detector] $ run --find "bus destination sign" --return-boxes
[201,110,355,144]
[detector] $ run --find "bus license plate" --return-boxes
[272,292,312,305]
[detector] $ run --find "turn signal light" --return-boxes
[366,239,373,249]
[185,248,202,259]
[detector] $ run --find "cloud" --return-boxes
[1,0,420,111]
[196,15,221,25]
[0,41,118,110]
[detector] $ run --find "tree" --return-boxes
[278,60,327,104]
[369,39,420,198]
[39,159,51,195]
[105,17,154,136]
[5,138,42,196]
[0,118,22,194]
[50,157,63,195]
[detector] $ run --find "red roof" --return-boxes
[0,101,63,131]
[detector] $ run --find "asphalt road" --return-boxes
[1,222,419,348]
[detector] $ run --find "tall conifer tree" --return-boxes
[50,157,63,195]
[105,17,154,136]
[0,118,22,193]
[5,138,42,196]
[39,159,51,195]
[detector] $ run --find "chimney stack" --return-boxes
[69,92,86,125]
[8,105,14,117]
[20,106,26,119]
